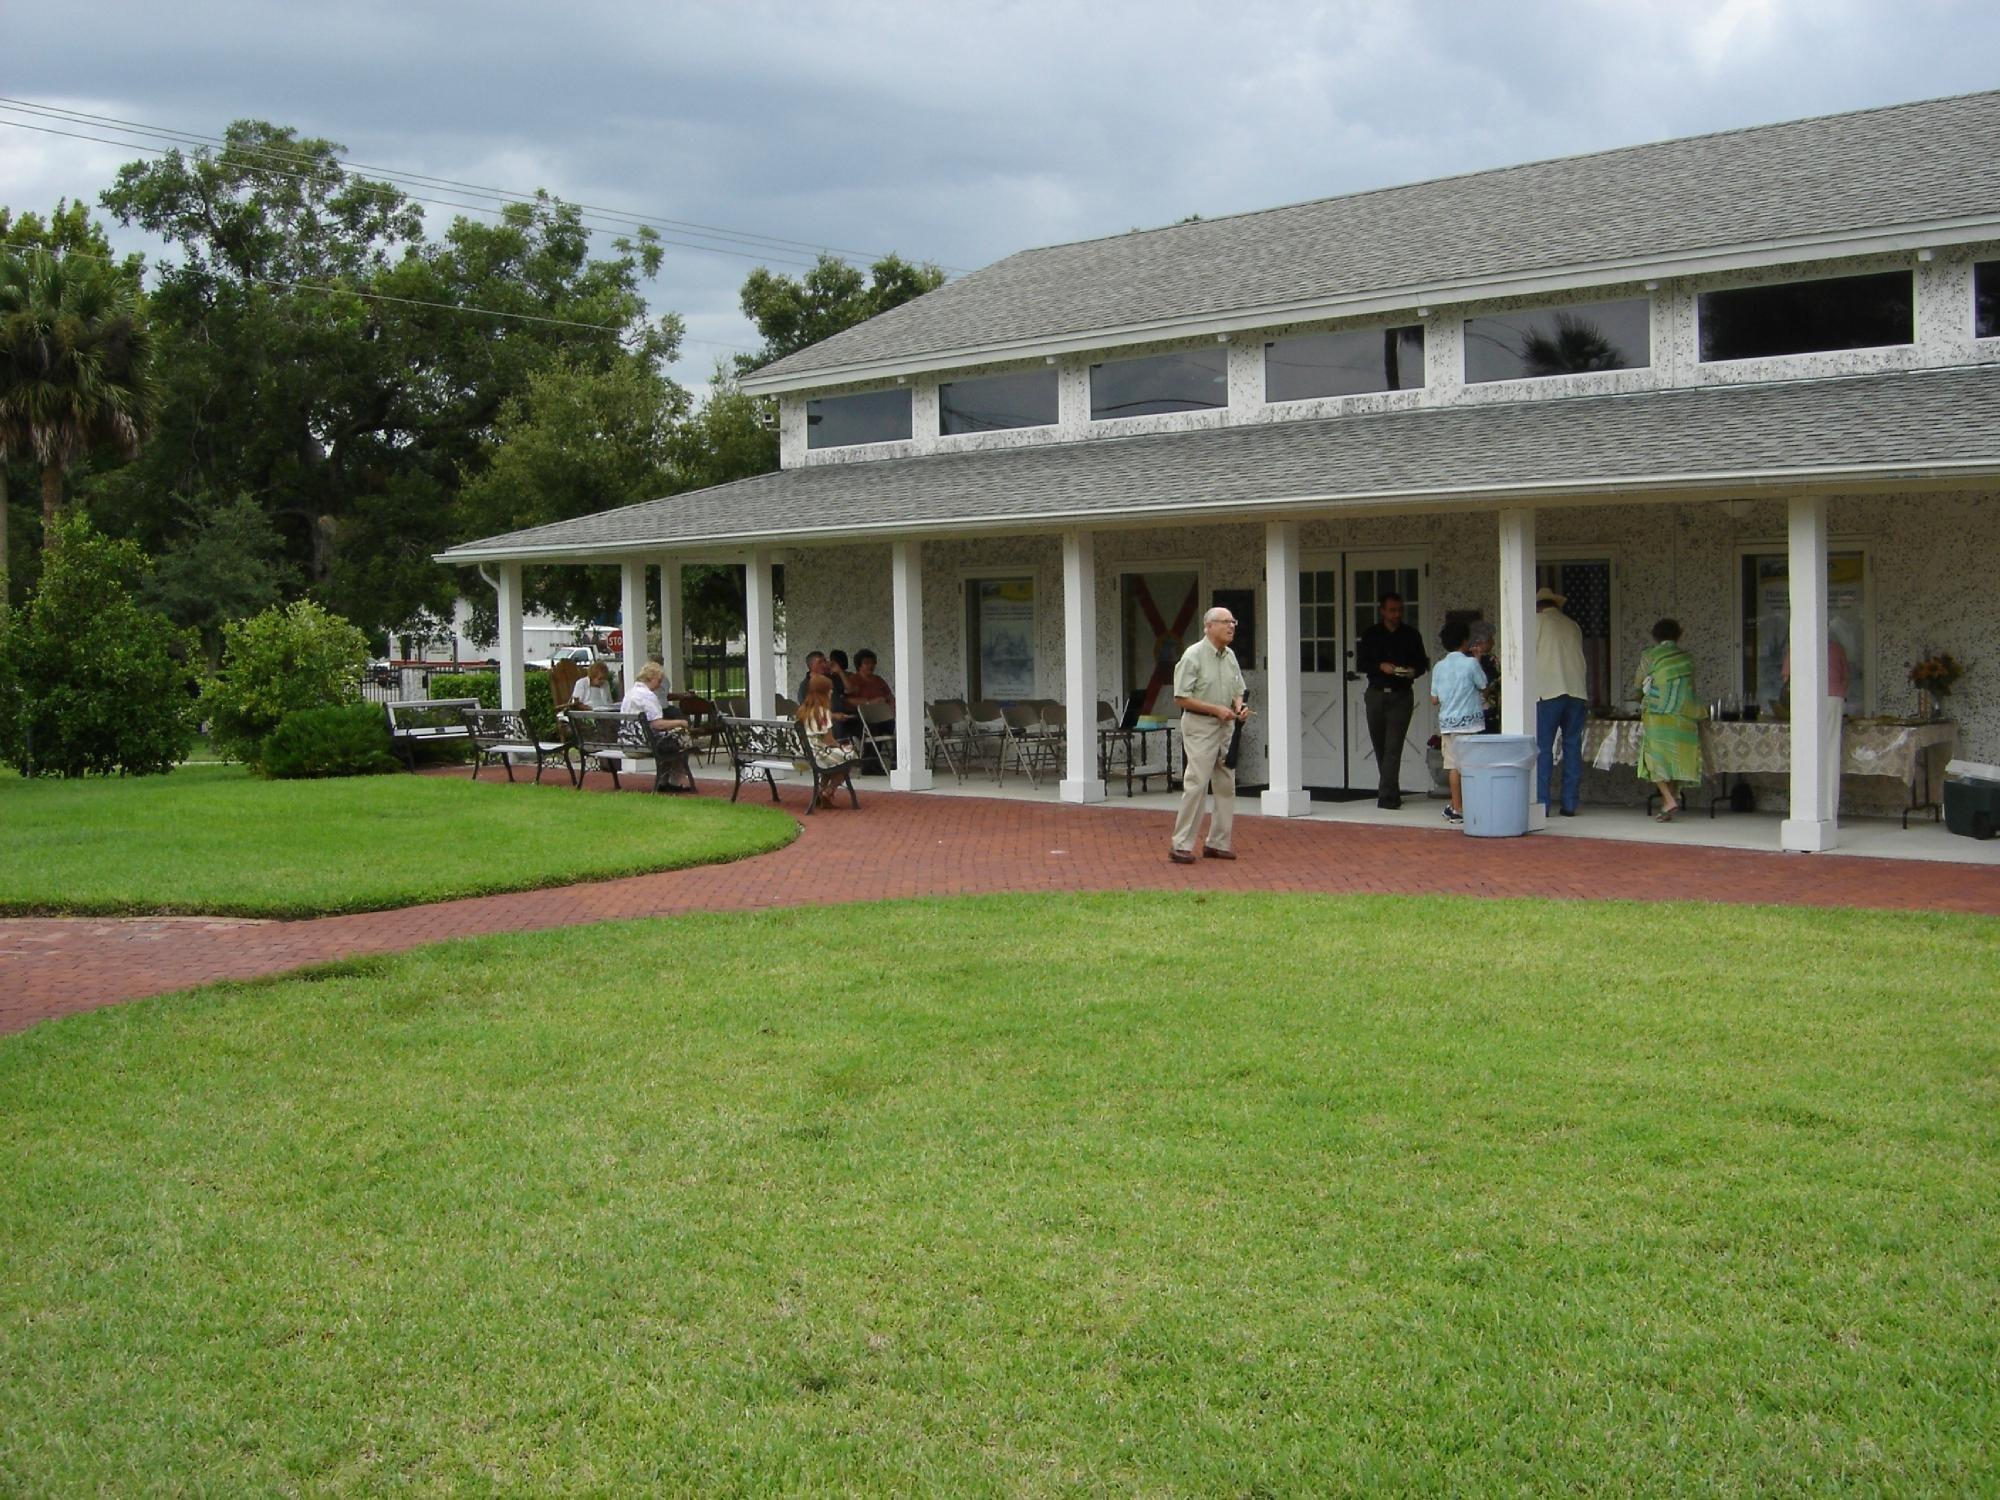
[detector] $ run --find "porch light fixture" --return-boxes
[1415,305,1431,318]
[1916,248,1935,262]
[1644,280,1660,291]
[1717,499,1755,521]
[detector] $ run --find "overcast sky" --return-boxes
[6,0,1997,386]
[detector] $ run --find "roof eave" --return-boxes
[740,215,2000,395]
[432,455,2000,564]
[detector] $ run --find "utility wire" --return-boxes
[0,242,762,353]
[0,116,828,272]
[0,96,969,274]
[2,96,921,266]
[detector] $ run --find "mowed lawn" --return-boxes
[2,893,1995,1494]
[0,765,796,916]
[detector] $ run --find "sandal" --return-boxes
[1653,805,1678,822]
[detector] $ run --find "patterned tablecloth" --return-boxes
[1585,717,1957,780]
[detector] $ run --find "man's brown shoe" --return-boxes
[1169,849,1197,864]
[1203,847,1237,860]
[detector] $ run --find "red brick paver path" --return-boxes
[5,773,1996,1035]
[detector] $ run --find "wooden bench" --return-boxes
[566,710,695,793]
[721,716,859,814]
[463,708,577,786]
[385,698,479,770]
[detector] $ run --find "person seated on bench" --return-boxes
[795,673,859,809]
[621,662,691,738]
[568,660,614,712]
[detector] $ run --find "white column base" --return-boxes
[1780,817,1839,852]
[1060,778,1107,805]
[1527,803,1549,832]
[890,768,934,793]
[1260,787,1313,817]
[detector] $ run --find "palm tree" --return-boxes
[0,250,153,545]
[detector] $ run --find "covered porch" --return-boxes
[439,366,2000,860]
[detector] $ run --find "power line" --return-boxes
[0,96,969,274]
[0,243,768,353]
[0,115,829,273]
[2,96,928,266]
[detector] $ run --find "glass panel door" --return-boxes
[1298,563,1344,787]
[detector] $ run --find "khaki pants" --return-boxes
[1172,712,1235,854]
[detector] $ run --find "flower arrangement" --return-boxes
[1908,652,1965,697]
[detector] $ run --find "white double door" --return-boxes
[1298,550,1434,793]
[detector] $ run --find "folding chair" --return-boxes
[965,700,1009,782]
[853,698,897,773]
[1000,703,1051,787]
[926,700,968,782]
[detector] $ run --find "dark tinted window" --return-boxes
[806,388,912,449]
[1465,299,1650,382]
[1977,262,2000,339]
[939,368,1060,435]
[1699,271,1913,362]
[1265,326,1425,402]
[1089,347,1229,420]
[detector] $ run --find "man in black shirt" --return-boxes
[1354,592,1430,808]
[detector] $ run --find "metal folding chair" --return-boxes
[926,700,968,782]
[853,698,897,773]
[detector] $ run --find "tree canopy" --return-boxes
[2,122,949,649]
[736,253,944,373]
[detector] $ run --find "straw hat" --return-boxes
[1535,585,1566,606]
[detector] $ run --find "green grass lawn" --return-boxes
[0,765,796,917]
[1,893,1994,1493]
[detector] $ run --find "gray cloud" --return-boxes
[5,0,1996,381]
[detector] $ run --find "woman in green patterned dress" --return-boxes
[1634,619,1700,821]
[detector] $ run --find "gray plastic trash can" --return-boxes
[1456,733,1537,838]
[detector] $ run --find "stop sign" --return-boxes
[607,629,623,654]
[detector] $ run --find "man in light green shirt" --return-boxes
[1170,606,1250,863]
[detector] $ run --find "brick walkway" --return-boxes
[5,771,1997,1036]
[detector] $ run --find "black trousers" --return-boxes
[1364,686,1415,798]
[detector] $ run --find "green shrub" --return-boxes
[0,514,200,777]
[431,672,562,745]
[258,704,397,780]
[203,600,371,766]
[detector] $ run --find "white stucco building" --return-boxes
[441,90,2000,853]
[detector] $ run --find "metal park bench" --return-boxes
[566,709,695,793]
[720,716,859,814]
[385,698,479,770]
[463,708,577,786]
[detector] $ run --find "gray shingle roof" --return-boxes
[746,91,2000,387]
[438,366,2000,561]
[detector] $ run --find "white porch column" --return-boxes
[619,559,648,689]
[495,562,525,711]
[1497,507,1545,830]
[1781,495,1838,852]
[744,549,777,716]
[1261,520,1311,816]
[890,540,933,792]
[1060,529,1106,803]
[657,556,684,692]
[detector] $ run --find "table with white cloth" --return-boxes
[1585,716,1957,823]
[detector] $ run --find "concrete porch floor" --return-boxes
[872,769,2000,866]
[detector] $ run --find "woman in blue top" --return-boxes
[1430,620,1494,824]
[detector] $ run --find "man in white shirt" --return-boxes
[1534,587,1591,817]
[620,662,690,736]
